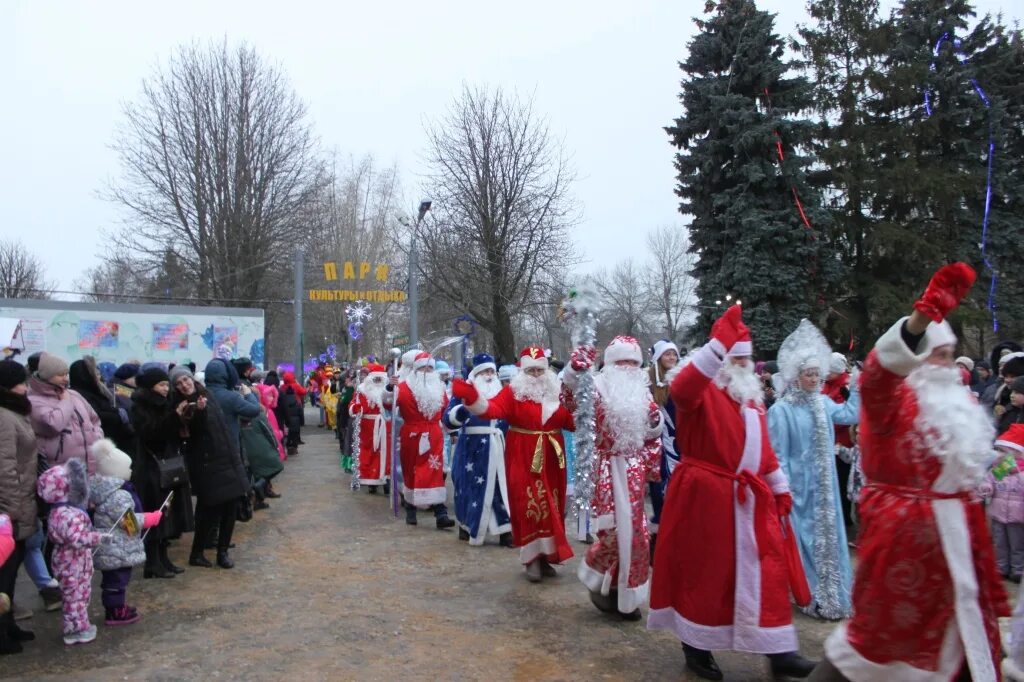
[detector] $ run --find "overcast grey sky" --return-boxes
[2,0,1018,293]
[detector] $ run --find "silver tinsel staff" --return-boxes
[559,285,599,515]
[350,402,362,491]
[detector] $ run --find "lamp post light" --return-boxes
[407,200,432,349]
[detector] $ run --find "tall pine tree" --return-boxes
[796,0,887,350]
[669,0,834,352]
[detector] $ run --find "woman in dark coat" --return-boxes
[130,367,194,578]
[69,357,134,453]
[171,370,250,569]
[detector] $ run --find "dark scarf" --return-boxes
[0,387,32,415]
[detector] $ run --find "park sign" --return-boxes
[308,260,407,303]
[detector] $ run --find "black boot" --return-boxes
[767,652,817,678]
[433,505,455,530]
[683,644,723,681]
[458,527,470,541]
[188,553,213,568]
[216,551,234,569]
[6,621,35,642]
[406,506,417,526]
[499,532,514,547]
[0,616,23,655]
[264,481,281,499]
[649,532,658,563]
[143,540,173,579]
[368,485,378,495]
[382,481,390,495]
[589,590,615,613]
[159,541,184,574]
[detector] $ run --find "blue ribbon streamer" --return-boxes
[924,32,998,331]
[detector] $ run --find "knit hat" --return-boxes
[113,363,140,381]
[92,439,133,481]
[1004,357,1024,379]
[652,339,679,365]
[37,352,69,381]
[169,365,194,386]
[519,346,548,370]
[996,424,1024,453]
[0,360,28,390]
[1011,377,1024,395]
[977,360,992,371]
[604,336,643,366]
[137,367,171,390]
[829,352,848,375]
[955,356,975,372]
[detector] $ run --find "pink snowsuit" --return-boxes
[257,384,287,461]
[38,459,102,636]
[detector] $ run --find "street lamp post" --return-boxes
[408,200,432,349]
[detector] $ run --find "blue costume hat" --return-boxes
[470,353,497,378]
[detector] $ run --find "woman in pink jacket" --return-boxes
[255,381,287,461]
[26,353,103,474]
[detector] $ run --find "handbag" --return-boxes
[154,450,189,490]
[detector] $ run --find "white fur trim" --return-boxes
[826,621,964,682]
[765,468,790,495]
[874,317,933,377]
[519,355,548,370]
[925,320,957,352]
[401,484,447,508]
[604,338,643,366]
[728,340,753,357]
[578,560,651,613]
[690,342,724,380]
[469,362,496,379]
[733,407,763,634]
[996,439,1024,454]
[519,536,560,565]
[652,340,679,365]
[647,608,798,654]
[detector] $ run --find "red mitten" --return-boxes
[451,378,480,404]
[142,510,163,530]
[570,345,596,372]
[710,304,745,350]
[775,493,793,517]
[914,262,976,322]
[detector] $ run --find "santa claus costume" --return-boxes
[348,363,392,493]
[445,353,513,547]
[563,336,662,621]
[452,346,575,582]
[647,305,816,680]
[816,263,1009,682]
[389,353,454,529]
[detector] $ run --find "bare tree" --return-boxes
[644,225,698,341]
[0,238,54,299]
[592,259,654,340]
[106,39,325,306]
[418,85,579,361]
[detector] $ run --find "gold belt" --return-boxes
[508,427,565,473]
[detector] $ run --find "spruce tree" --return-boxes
[669,0,834,353]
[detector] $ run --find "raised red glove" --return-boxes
[775,493,793,517]
[451,378,480,404]
[570,345,596,372]
[710,304,745,351]
[913,262,976,322]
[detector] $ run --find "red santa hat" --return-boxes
[519,346,548,370]
[996,424,1024,453]
[604,336,643,365]
[727,323,753,358]
[413,352,435,370]
[365,362,387,380]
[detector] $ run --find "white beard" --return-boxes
[907,363,995,488]
[595,365,652,455]
[406,371,446,417]
[358,380,387,409]
[714,361,764,406]
[472,374,502,400]
[510,369,561,405]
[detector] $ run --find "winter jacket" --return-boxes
[173,383,251,506]
[69,359,134,453]
[37,458,102,551]
[28,375,103,474]
[88,475,147,570]
[0,390,39,540]
[279,372,305,430]
[980,472,1024,525]
[131,387,194,539]
[240,415,285,481]
[203,359,261,446]
[999,406,1024,436]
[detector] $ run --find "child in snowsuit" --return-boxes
[89,439,162,626]
[980,424,1024,582]
[994,425,1024,680]
[37,458,105,645]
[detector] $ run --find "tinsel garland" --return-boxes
[782,387,848,619]
[350,407,361,491]
[559,285,599,515]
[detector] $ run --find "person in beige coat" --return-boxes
[0,360,40,655]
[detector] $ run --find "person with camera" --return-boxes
[130,367,194,579]
[172,364,251,570]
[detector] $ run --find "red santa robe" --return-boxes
[823,372,853,448]
[824,319,1009,680]
[349,389,391,485]
[464,384,575,565]
[394,383,447,507]
[566,370,662,613]
[647,340,796,654]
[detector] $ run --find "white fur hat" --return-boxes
[652,339,679,364]
[923,320,957,354]
[829,352,848,375]
[604,336,643,366]
[91,438,133,481]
